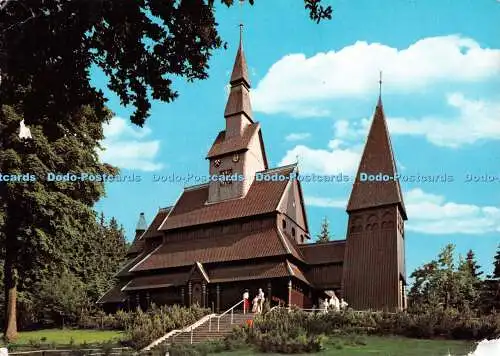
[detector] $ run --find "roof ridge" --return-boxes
[258,163,297,174]
[299,240,347,248]
[184,182,210,191]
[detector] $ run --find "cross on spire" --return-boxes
[239,23,243,45]
[239,0,244,44]
[378,70,383,98]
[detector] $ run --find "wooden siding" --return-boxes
[343,207,402,311]
[307,264,343,288]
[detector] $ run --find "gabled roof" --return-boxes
[206,123,260,159]
[158,165,296,230]
[127,207,171,255]
[129,226,298,271]
[298,240,346,265]
[347,98,407,219]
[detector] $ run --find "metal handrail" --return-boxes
[209,299,244,332]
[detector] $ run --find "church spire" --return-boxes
[229,24,250,87]
[224,24,252,122]
[346,94,406,218]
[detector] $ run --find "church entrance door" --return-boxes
[192,283,202,306]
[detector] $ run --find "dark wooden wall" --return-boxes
[343,205,403,311]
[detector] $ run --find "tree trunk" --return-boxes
[4,217,19,342]
[4,261,18,342]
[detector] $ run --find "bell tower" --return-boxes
[342,88,407,311]
[205,25,268,203]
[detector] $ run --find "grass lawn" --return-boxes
[0,329,125,347]
[212,335,476,356]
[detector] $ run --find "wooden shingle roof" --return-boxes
[159,166,296,231]
[208,261,290,283]
[298,240,346,265]
[130,227,293,271]
[122,272,189,291]
[347,99,406,218]
[127,207,171,255]
[206,123,259,159]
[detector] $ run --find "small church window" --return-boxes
[292,227,296,237]
[282,219,286,229]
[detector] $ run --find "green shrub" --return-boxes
[252,329,326,353]
[223,326,249,350]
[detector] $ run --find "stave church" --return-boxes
[98,29,407,313]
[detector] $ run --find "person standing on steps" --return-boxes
[243,289,249,314]
[252,295,259,313]
[257,288,265,313]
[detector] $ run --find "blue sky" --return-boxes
[93,0,500,278]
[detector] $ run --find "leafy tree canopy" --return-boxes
[1,0,332,127]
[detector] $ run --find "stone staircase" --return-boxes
[142,300,256,352]
[169,312,254,345]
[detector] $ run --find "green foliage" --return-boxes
[166,340,226,356]
[493,244,500,279]
[239,307,500,345]
[317,216,331,243]
[408,244,482,312]
[222,326,248,351]
[35,269,89,327]
[1,0,332,127]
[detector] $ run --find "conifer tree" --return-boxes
[493,244,500,279]
[317,217,331,243]
[460,249,483,279]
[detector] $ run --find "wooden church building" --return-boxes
[98,31,407,313]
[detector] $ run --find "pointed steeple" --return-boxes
[230,24,250,87]
[224,24,253,122]
[134,212,147,241]
[346,97,406,218]
[136,212,147,230]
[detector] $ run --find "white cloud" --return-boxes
[388,93,500,147]
[280,119,367,175]
[285,132,311,141]
[281,143,360,175]
[98,117,163,171]
[306,188,500,235]
[405,188,500,234]
[305,196,346,208]
[252,35,500,116]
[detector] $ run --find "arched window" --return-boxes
[282,219,286,229]
[292,227,296,237]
